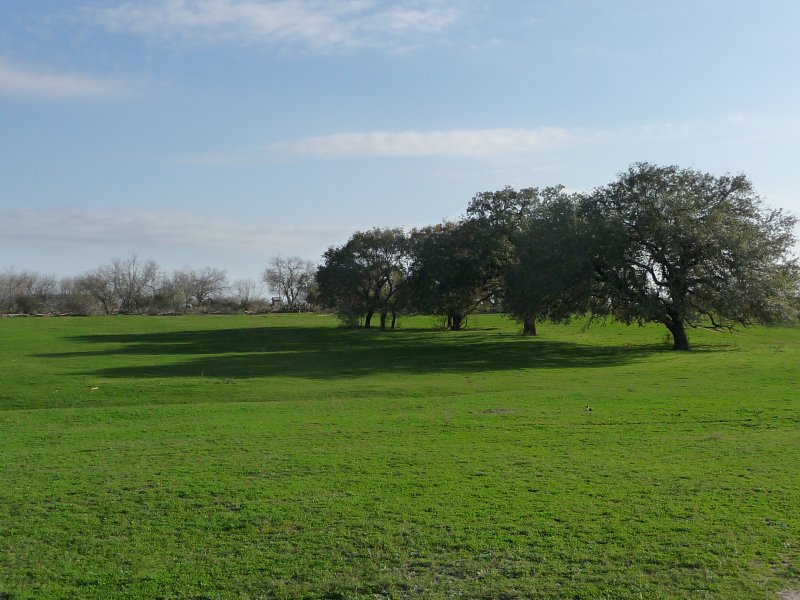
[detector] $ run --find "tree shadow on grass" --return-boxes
[37,326,664,380]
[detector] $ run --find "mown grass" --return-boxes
[0,313,798,598]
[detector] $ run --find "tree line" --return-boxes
[314,163,799,350]
[3,163,798,350]
[0,256,314,317]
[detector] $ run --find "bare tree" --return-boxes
[263,256,314,309]
[184,267,228,307]
[0,270,22,312]
[75,255,158,314]
[54,276,94,314]
[1,270,24,312]
[30,274,57,300]
[77,265,118,314]
[0,269,58,314]
[112,255,159,313]
[233,278,262,311]
[152,271,188,313]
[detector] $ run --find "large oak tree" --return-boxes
[315,228,410,329]
[409,220,503,330]
[503,188,595,335]
[586,163,798,350]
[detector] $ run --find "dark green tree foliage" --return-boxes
[466,186,541,234]
[315,228,410,329]
[409,220,503,330]
[464,186,541,307]
[585,163,799,350]
[503,188,595,335]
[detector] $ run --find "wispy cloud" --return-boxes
[86,0,463,51]
[184,127,576,164]
[0,208,352,255]
[181,115,798,165]
[0,58,124,99]
[274,127,575,158]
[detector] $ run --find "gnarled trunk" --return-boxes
[522,315,537,336]
[666,319,690,350]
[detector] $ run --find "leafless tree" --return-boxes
[75,255,158,314]
[77,266,118,314]
[151,271,186,313]
[262,256,314,308]
[30,274,57,300]
[233,278,262,311]
[0,269,58,313]
[49,276,95,314]
[0,270,30,312]
[112,255,159,313]
[184,267,228,307]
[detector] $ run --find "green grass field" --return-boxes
[1,313,798,599]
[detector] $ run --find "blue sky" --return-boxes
[2,0,799,282]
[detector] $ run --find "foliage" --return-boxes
[466,185,541,233]
[585,163,799,349]
[409,220,502,330]
[503,188,596,335]
[315,228,411,329]
[3,163,798,348]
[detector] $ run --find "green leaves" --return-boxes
[316,228,411,328]
[586,163,799,348]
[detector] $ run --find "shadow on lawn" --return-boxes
[38,326,663,380]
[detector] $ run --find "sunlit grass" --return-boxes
[1,314,798,598]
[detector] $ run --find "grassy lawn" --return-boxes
[1,313,798,598]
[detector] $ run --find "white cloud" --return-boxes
[0,208,365,280]
[0,208,353,255]
[86,0,463,50]
[183,127,576,164]
[0,58,124,99]
[181,115,800,166]
[272,127,575,158]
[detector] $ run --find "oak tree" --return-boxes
[586,163,798,350]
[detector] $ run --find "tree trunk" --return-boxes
[390,311,397,330]
[364,311,373,329]
[379,312,387,331]
[667,319,690,350]
[450,312,464,331]
[522,315,537,336]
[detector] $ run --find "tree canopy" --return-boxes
[315,228,410,329]
[503,188,596,335]
[14,162,795,352]
[409,220,503,330]
[585,163,798,349]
